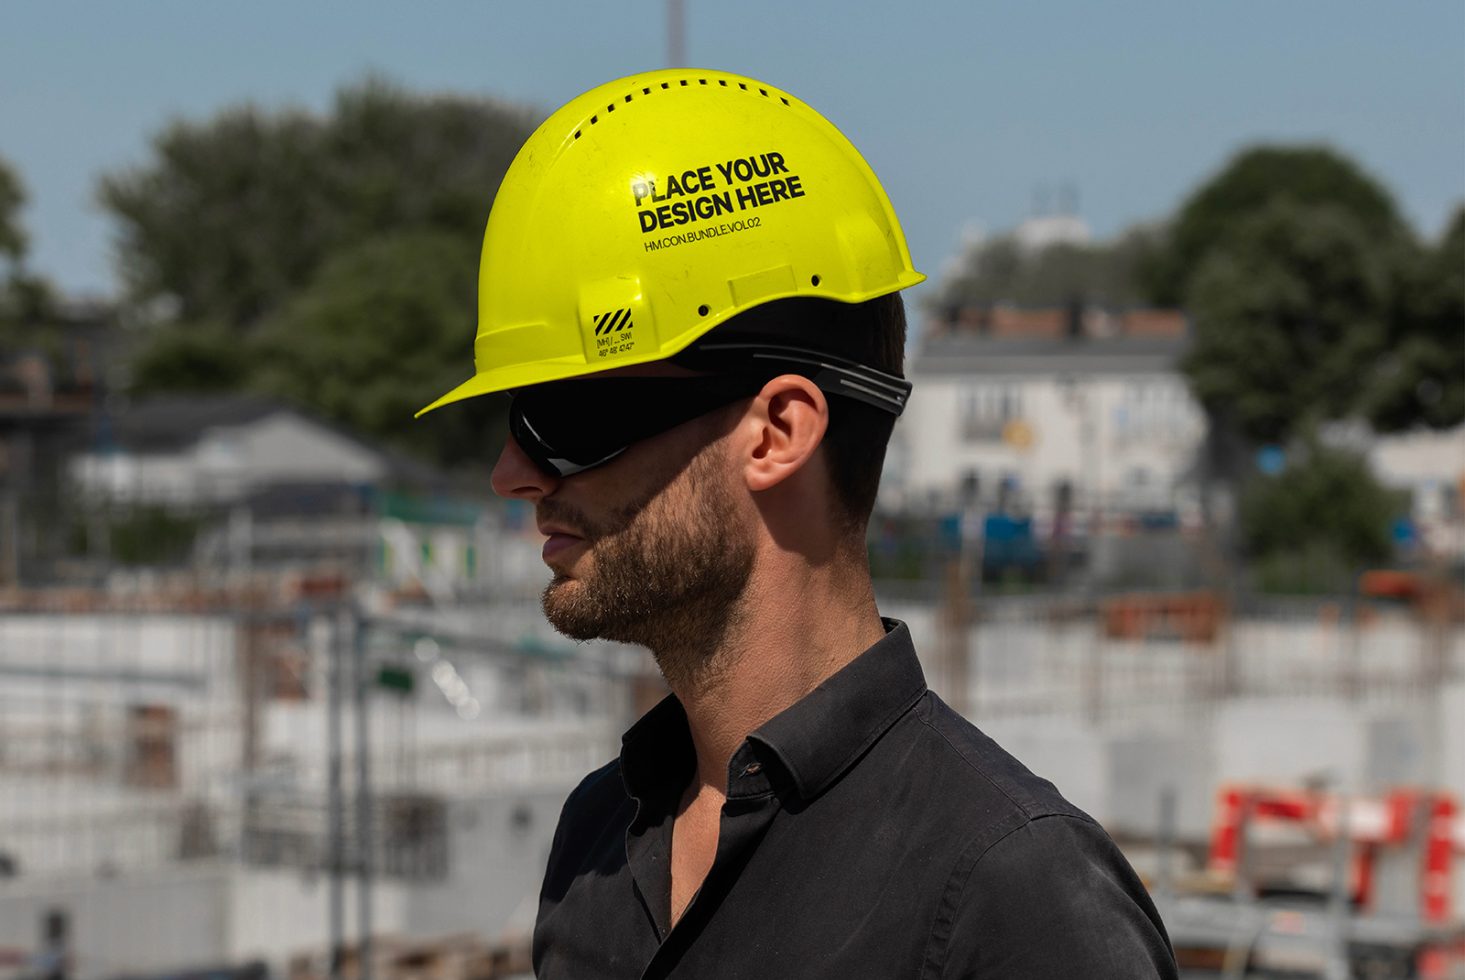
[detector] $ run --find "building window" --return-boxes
[959,383,1022,442]
[1118,378,1192,446]
[958,469,980,506]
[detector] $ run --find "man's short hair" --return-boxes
[710,293,907,533]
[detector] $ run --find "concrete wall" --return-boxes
[0,788,573,975]
[0,865,228,975]
[400,789,569,943]
[226,867,408,968]
[1215,697,1368,789]
[1443,680,1465,805]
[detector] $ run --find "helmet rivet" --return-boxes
[811,275,821,287]
[697,304,710,317]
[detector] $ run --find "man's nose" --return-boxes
[490,435,561,501]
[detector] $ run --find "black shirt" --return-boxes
[533,621,1177,979]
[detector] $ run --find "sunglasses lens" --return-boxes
[510,376,760,476]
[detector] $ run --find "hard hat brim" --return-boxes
[415,373,501,418]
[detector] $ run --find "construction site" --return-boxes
[0,303,1462,980]
[0,549,1461,978]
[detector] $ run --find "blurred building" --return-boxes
[63,394,504,599]
[1362,423,1465,559]
[0,301,112,586]
[890,303,1203,524]
[0,587,643,975]
[69,394,422,507]
[892,304,1465,568]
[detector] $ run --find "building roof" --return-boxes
[93,393,447,489]
[912,334,1191,377]
[99,394,285,452]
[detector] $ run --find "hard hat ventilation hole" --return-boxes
[697,304,710,317]
[811,275,822,287]
[574,76,800,145]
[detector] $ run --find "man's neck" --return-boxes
[666,550,887,796]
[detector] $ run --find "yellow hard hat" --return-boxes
[417,68,925,417]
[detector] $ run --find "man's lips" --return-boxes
[540,526,586,561]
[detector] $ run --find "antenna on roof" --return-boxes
[667,0,686,66]
[1060,182,1080,217]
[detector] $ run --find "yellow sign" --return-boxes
[1002,419,1035,450]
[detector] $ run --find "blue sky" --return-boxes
[2,1,1461,301]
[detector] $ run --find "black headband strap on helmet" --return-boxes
[670,341,913,416]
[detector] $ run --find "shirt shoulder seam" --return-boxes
[913,701,1048,820]
[922,812,1096,978]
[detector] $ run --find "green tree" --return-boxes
[101,76,534,329]
[100,77,536,466]
[1181,200,1393,445]
[126,321,250,393]
[251,230,503,467]
[1360,204,1465,432]
[0,157,58,336]
[1148,145,1407,306]
[0,158,27,264]
[1240,441,1407,593]
[937,225,1161,312]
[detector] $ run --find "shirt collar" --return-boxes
[620,692,695,804]
[618,619,926,804]
[747,619,926,800]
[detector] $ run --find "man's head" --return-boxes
[420,68,922,658]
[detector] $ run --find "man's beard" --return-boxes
[540,444,755,690]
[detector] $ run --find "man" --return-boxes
[421,69,1176,978]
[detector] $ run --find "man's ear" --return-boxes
[742,374,828,493]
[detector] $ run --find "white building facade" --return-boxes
[889,327,1207,524]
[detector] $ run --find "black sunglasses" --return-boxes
[508,344,912,478]
[509,375,765,477]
